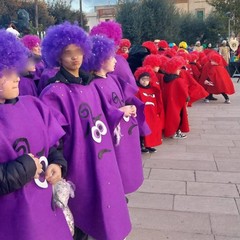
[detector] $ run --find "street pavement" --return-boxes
[127,78,240,240]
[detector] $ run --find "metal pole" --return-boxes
[228,18,231,40]
[79,0,83,27]
[35,0,38,29]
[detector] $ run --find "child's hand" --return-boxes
[119,105,137,117]
[28,153,43,179]
[204,80,214,86]
[45,164,62,185]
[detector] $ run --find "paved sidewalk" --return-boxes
[127,78,240,240]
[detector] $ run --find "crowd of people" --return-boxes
[0,20,236,240]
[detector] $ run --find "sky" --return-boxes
[71,0,117,12]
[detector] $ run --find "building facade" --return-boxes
[173,0,214,20]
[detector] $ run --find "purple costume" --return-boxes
[40,83,131,240]
[19,73,39,97]
[91,74,144,194]
[111,54,138,90]
[111,55,150,137]
[0,96,72,240]
[38,67,59,94]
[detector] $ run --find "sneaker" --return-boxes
[208,96,218,100]
[147,147,157,153]
[224,99,231,104]
[172,131,187,139]
[141,147,149,153]
[204,99,209,103]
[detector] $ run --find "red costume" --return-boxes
[162,57,190,137]
[135,67,163,147]
[180,69,209,106]
[200,54,235,95]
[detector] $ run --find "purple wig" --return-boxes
[41,22,92,68]
[85,35,116,72]
[21,35,41,50]
[90,21,122,46]
[0,30,28,75]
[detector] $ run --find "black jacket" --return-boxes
[0,146,67,196]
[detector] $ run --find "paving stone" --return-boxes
[187,145,230,154]
[129,208,211,234]
[143,168,151,179]
[127,192,173,210]
[216,161,240,172]
[138,179,186,195]
[128,229,214,240]
[234,198,240,212]
[200,134,240,141]
[150,152,214,161]
[149,169,195,181]
[174,195,239,215]
[145,159,217,171]
[176,139,235,147]
[215,237,240,240]
[196,171,240,184]
[211,214,240,237]
[187,182,239,198]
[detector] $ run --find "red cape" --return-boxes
[206,65,235,94]
[189,62,201,81]
[162,75,190,137]
[180,70,209,106]
[136,85,163,147]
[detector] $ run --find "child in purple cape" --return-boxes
[87,35,144,194]
[89,20,150,138]
[21,34,45,79]
[19,54,39,96]
[40,22,131,240]
[0,30,72,240]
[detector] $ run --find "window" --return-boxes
[196,9,205,20]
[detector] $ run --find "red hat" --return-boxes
[142,41,158,54]
[164,48,177,58]
[189,53,199,62]
[158,40,169,49]
[209,53,222,65]
[134,65,155,81]
[158,55,169,69]
[119,38,131,48]
[143,54,162,68]
[164,56,185,74]
[177,51,189,61]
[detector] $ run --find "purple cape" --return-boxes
[0,96,72,240]
[40,83,131,240]
[38,67,59,94]
[90,74,144,194]
[19,74,39,97]
[111,55,150,136]
[111,54,138,91]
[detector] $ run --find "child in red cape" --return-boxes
[135,66,163,152]
[200,53,235,103]
[162,56,190,139]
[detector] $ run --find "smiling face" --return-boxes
[0,71,20,103]
[60,44,84,76]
